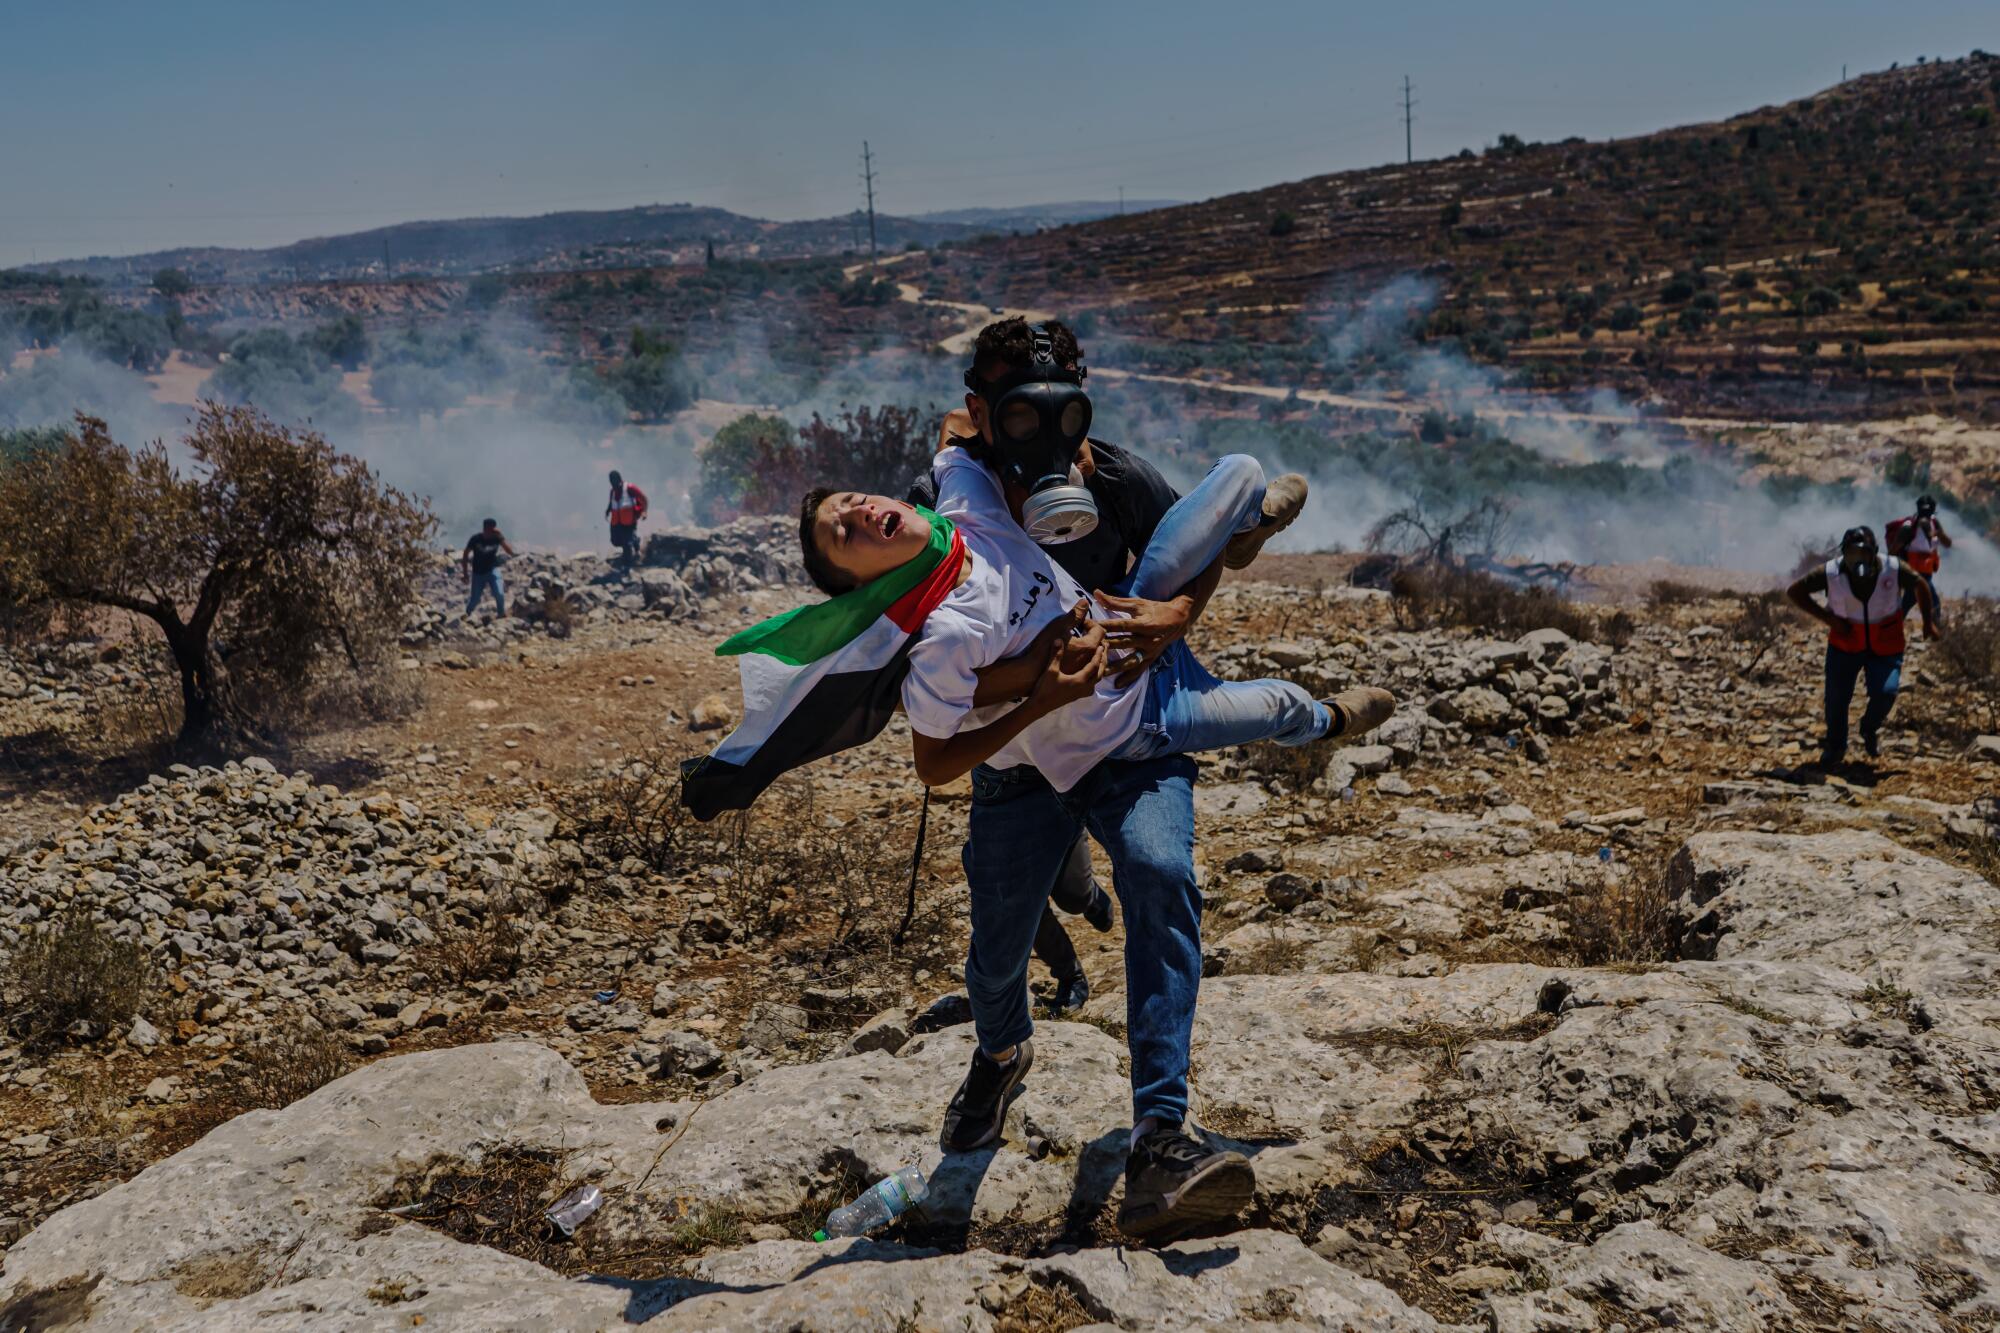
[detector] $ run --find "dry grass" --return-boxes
[1221,924,1311,976]
[1647,579,1711,607]
[1929,596,2000,734]
[1551,865,1675,966]
[994,1275,1098,1333]
[552,741,702,876]
[386,1146,597,1275]
[232,1014,352,1111]
[2,905,155,1052]
[410,901,524,985]
[1389,564,1598,643]
[514,587,580,638]
[665,1203,744,1255]
[556,750,940,966]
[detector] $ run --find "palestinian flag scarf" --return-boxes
[680,507,965,819]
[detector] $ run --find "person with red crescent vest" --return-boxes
[1886,493,1952,627]
[605,469,648,568]
[1787,525,1938,767]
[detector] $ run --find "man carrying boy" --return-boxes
[798,320,1392,1240]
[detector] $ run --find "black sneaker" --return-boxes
[1045,972,1090,1014]
[1083,884,1115,933]
[1862,730,1881,758]
[939,1040,1033,1153]
[1116,1124,1256,1242]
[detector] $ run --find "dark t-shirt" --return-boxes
[465,530,505,576]
[905,439,1180,591]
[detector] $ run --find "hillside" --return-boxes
[931,54,2000,419]
[3,529,1998,1329]
[911,199,1182,231]
[28,204,977,286]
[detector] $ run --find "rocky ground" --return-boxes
[2,533,1998,1331]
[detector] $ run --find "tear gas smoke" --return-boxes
[6,287,1995,596]
[1085,278,2000,595]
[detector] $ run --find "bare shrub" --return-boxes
[553,742,702,875]
[2,906,154,1051]
[1929,596,2000,732]
[411,904,523,985]
[514,587,579,639]
[1552,866,1673,966]
[706,773,912,959]
[233,1015,351,1110]
[1729,590,1790,674]
[556,751,919,963]
[1390,564,1598,642]
[1647,579,1709,606]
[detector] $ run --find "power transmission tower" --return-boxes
[1400,76,1417,165]
[860,141,879,270]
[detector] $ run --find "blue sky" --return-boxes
[2,0,1993,267]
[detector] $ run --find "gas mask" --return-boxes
[965,324,1098,544]
[1840,525,1879,582]
[1916,495,1937,521]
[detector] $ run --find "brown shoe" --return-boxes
[1223,473,1308,570]
[1322,686,1395,739]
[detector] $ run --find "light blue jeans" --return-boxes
[466,570,504,616]
[1108,453,1329,761]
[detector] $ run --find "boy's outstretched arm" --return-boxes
[913,603,1106,786]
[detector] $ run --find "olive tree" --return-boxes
[0,405,434,751]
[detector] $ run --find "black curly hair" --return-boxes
[966,317,1083,391]
[797,487,853,596]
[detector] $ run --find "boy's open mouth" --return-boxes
[882,511,902,539]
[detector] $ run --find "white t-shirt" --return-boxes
[901,447,1146,792]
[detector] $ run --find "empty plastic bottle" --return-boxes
[821,1164,929,1238]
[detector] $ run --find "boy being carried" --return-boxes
[799,447,1392,791]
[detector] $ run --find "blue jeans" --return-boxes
[1111,640,1327,761]
[466,570,504,616]
[1108,454,1330,761]
[1824,646,1900,761]
[959,453,1293,1129]
[1899,573,1941,628]
[965,756,1202,1127]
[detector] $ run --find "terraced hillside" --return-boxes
[929,53,2000,420]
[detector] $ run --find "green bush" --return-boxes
[207,329,360,428]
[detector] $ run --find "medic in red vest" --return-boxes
[1886,494,1952,627]
[606,469,649,567]
[1786,525,1938,768]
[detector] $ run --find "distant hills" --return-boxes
[926,52,2000,417]
[25,205,969,286]
[23,198,1178,287]
[911,200,1181,231]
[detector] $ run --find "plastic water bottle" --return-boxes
[820,1164,929,1238]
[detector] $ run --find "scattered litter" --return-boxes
[820,1163,928,1239]
[593,990,618,1004]
[544,1184,604,1238]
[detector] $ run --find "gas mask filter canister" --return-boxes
[966,324,1099,544]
